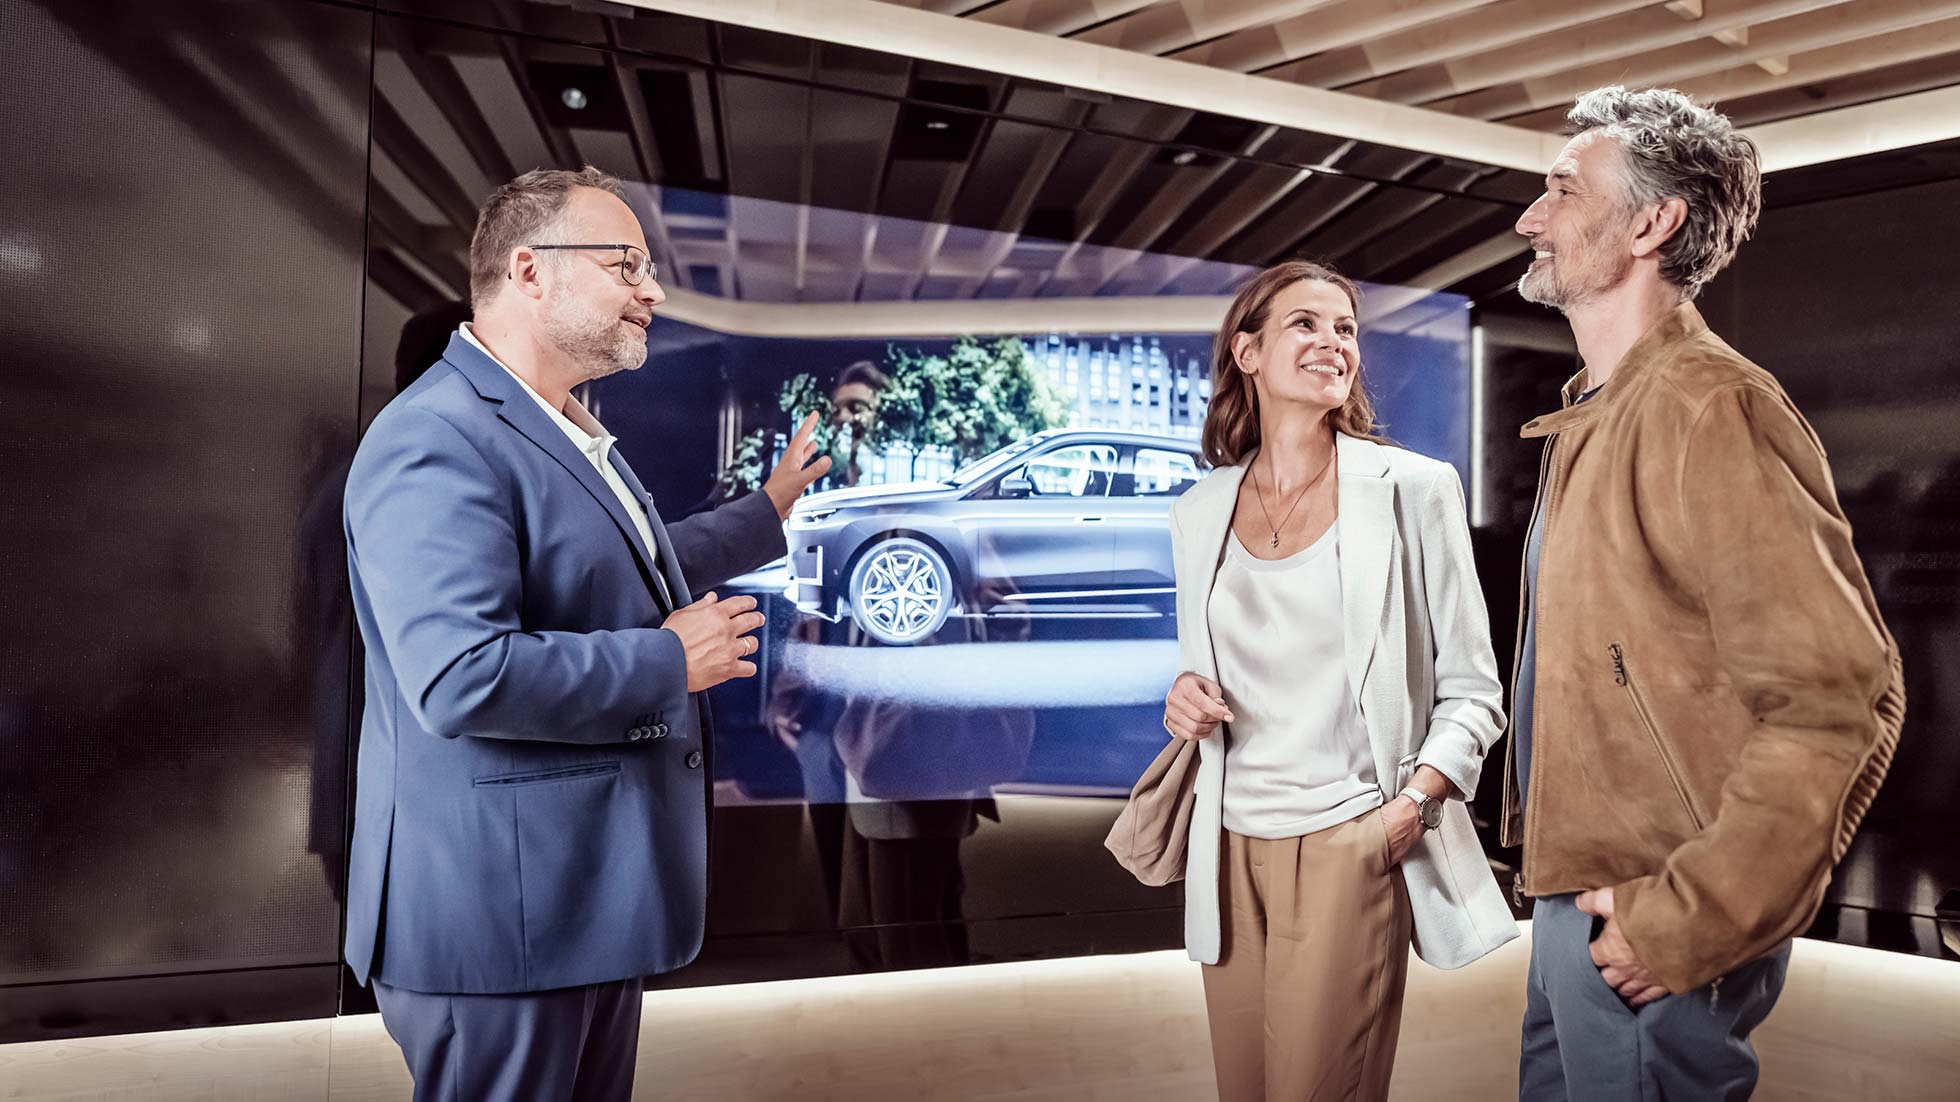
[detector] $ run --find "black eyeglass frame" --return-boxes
[518,243,656,285]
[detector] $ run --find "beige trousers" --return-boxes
[1201,812,1413,1102]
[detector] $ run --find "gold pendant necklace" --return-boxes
[1253,444,1336,548]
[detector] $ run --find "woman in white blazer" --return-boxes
[1162,261,1517,1102]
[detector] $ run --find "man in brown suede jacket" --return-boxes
[1505,86,1904,1101]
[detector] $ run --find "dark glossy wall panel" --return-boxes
[1696,169,1960,939]
[0,0,369,1016]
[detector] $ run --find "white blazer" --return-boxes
[1172,432,1519,969]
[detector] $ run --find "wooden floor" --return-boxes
[4,927,1958,1100]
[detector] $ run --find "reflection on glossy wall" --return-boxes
[0,0,368,1028]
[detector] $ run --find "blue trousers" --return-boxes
[1519,893,1790,1101]
[373,977,643,1102]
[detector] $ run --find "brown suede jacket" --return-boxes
[1499,302,1904,993]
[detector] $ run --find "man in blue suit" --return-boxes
[342,166,831,1101]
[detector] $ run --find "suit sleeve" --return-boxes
[1615,386,1903,991]
[345,407,691,743]
[1412,465,1507,800]
[664,491,788,595]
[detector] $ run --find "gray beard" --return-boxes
[1517,252,1631,313]
[1519,211,1635,311]
[1517,264,1566,309]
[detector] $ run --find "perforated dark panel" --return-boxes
[0,0,370,989]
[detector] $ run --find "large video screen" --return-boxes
[557,202,1474,972]
[575,188,1474,818]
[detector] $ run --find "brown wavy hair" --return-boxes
[1201,260,1387,468]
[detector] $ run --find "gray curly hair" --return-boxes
[1565,86,1761,299]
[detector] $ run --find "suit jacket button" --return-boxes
[628,727,646,740]
[685,750,703,769]
[652,723,670,739]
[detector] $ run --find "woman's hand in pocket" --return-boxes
[1164,673,1234,741]
[1380,796,1426,866]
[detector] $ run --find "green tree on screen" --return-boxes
[882,336,1068,476]
[718,335,1066,492]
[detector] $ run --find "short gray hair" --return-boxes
[468,166,626,308]
[1565,86,1761,299]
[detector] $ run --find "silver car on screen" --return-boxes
[785,429,1204,645]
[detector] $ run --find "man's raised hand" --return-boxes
[763,412,835,519]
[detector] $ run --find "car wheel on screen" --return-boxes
[847,537,954,646]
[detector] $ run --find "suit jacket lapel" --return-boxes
[443,333,668,605]
[1335,434,1394,712]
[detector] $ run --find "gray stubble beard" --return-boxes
[543,285,647,381]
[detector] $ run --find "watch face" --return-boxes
[1420,799,1444,830]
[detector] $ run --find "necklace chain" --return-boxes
[1253,445,1336,549]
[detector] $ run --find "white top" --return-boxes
[1208,523,1382,839]
[459,323,671,605]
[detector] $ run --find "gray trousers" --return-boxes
[1519,893,1790,1102]
[373,977,643,1102]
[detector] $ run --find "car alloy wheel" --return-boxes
[847,536,953,646]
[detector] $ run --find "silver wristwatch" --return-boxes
[1399,786,1444,830]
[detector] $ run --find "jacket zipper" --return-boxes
[1609,642,1704,831]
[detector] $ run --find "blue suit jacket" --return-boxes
[341,333,784,994]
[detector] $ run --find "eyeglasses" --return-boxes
[524,244,657,285]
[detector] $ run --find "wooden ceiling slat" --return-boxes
[1339,0,1850,106]
[1437,0,1960,120]
[1172,0,1498,73]
[1267,0,1658,89]
[1073,0,1344,56]
[972,0,1165,37]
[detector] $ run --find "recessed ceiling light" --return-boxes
[925,120,950,131]
[561,87,588,110]
[1170,150,1198,166]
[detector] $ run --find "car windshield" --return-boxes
[946,435,1049,487]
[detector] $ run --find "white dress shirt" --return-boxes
[459,323,671,605]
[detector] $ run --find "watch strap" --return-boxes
[1399,786,1442,827]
